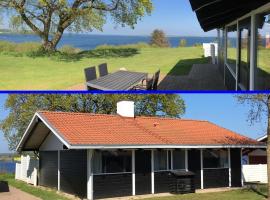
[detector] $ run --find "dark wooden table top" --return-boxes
[86,70,148,91]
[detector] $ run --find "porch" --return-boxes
[37,148,242,200]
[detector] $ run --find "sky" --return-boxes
[0,94,267,154]
[0,0,216,37]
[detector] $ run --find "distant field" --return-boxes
[0,47,207,90]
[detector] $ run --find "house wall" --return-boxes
[39,151,58,189]
[39,132,63,151]
[93,174,132,199]
[39,148,243,199]
[60,150,87,198]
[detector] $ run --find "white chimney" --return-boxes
[117,101,134,118]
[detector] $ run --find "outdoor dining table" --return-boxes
[86,70,148,91]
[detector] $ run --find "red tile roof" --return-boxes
[38,111,260,146]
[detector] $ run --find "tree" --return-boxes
[0,94,185,151]
[179,39,187,47]
[0,0,153,51]
[235,94,270,199]
[150,29,170,47]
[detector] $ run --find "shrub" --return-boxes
[179,39,187,47]
[14,42,41,53]
[95,42,150,50]
[0,41,41,53]
[150,29,170,48]
[193,43,202,47]
[59,45,81,54]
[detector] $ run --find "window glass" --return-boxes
[154,150,167,171]
[93,151,131,174]
[239,17,251,90]
[203,149,228,169]
[257,13,270,90]
[227,25,237,74]
[173,150,185,170]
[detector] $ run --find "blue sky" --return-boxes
[0,0,216,36]
[0,94,267,153]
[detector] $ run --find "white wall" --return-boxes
[15,155,38,186]
[242,164,267,183]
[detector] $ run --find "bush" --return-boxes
[150,29,170,48]
[59,45,81,54]
[95,42,150,50]
[14,42,41,53]
[193,43,202,47]
[0,41,41,54]
[179,39,187,47]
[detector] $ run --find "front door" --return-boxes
[135,150,151,195]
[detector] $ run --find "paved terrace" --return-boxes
[68,64,227,91]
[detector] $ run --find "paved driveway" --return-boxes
[0,184,40,200]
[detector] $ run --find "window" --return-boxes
[93,151,131,174]
[256,12,270,90]
[226,24,237,74]
[154,150,167,171]
[203,149,228,169]
[173,150,185,170]
[239,17,251,90]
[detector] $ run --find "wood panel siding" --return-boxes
[231,148,242,187]
[225,66,236,90]
[203,168,229,188]
[39,151,58,188]
[60,150,87,198]
[154,171,173,193]
[135,150,151,195]
[93,173,132,199]
[188,150,201,189]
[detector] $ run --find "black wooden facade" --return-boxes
[38,148,242,199]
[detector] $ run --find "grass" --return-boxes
[143,186,267,200]
[0,173,70,200]
[0,46,207,90]
[0,173,267,200]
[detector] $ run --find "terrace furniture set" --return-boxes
[84,64,160,91]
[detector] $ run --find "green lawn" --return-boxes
[0,174,267,200]
[0,47,207,90]
[0,174,70,200]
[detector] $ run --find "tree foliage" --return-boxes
[0,0,153,51]
[235,94,270,199]
[150,29,170,48]
[179,39,187,47]
[0,94,185,151]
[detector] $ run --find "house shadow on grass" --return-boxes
[166,56,209,76]
[0,181,9,193]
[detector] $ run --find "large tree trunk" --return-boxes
[267,95,270,199]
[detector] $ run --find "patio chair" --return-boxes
[98,63,108,77]
[131,69,160,91]
[84,66,97,90]
[152,70,160,90]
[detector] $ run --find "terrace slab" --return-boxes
[0,185,41,200]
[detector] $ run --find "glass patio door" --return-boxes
[238,18,251,90]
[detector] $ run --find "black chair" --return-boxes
[132,69,160,91]
[98,63,108,77]
[152,70,160,90]
[84,66,97,90]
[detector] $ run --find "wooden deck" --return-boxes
[67,64,227,91]
[158,64,227,91]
